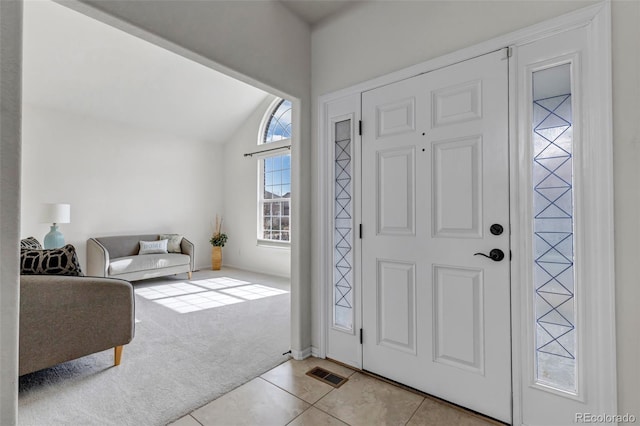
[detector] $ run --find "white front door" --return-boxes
[361,49,511,422]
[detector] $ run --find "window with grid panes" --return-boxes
[259,100,291,242]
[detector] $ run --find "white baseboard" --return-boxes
[194,262,291,280]
[290,347,312,360]
[311,346,324,359]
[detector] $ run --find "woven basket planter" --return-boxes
[211,246,222,270]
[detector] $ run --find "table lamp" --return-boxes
[42,203,70,249]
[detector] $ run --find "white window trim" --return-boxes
[510,6,616,423]
[323,104,362,369]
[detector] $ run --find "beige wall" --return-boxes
[311,0,639,417]
[611,0,640,416]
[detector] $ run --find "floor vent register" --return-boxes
[305,366,348,388]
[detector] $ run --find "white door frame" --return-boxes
[316,2,615,424]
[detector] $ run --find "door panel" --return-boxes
[432,80,482,127]
[376,260,417,354]
[377,147,415,235]
[376,97,416,137]
[361,50,510,423]
[432,136,482,237]
[433,265,484,373]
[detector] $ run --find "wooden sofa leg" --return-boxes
[114,346,124,366]
[187,271,192,280]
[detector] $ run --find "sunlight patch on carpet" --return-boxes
[135,277,289,314]
[135,282,204,300]
[220,284,288,300]
[192,277,251,289]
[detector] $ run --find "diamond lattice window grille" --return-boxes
[533,93,576,392]
[334,120,353,330]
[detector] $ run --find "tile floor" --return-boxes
[169,358,503,426]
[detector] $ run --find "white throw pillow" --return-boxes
[139,239,168,255]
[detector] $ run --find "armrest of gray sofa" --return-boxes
[86,238,109,277]
[19,275,134,376]
[180,237,195,272]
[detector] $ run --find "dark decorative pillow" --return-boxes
[20,237,42,250]
[20,244,84,276]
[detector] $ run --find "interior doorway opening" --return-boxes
[18,1,298,423]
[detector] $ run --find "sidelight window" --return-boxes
[333,119,353,331]
[531,64,576,393]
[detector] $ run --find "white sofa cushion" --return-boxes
[109,253,190,276]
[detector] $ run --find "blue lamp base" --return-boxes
[43,224,65,249]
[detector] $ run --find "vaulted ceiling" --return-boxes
[22,0,270,144]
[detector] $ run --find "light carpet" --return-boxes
[18,268,291,426]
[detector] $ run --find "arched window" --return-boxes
[263,99,292,144]
[258,99,292,243]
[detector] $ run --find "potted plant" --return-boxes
[210,215,228,270]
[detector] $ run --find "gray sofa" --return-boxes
[20,275,134,376]
[87,234,195,282]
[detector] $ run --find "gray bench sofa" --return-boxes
[87,234,194,282]
[20,275,134,376]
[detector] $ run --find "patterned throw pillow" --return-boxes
[139,239,168,255]
[159,234,183,253]
[20,244,84,276]
[20,237,42,250]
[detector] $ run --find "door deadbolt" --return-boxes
[490,224,504,236]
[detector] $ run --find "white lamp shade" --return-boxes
[41,203,71,224]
